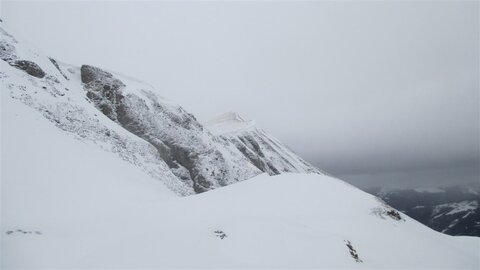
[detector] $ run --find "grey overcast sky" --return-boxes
[1,1,478,188]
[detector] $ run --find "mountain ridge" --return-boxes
[0,20,321,195]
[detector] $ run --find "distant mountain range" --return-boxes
[366,185,480,237]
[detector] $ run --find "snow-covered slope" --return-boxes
[2,94,178,269]
[206,112,322,175]
[3,167,479,268]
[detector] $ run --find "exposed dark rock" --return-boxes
[230,138,269,172]
[386,209,402,221]
[115,96,212,192]
[266,162,281,175]
[222,129,319,176]
[49,58,69,80]
[214,230,227,239]
[81,65,125,121]
[81,65,257,193]
[345,240,362,263]
[5,229,42,235]
[10,60,46,78]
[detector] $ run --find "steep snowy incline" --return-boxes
[0,21,261,195]
[1,82,177,268]
[3,168,479,268]
[206,112,322,175]
[0,21,192,195]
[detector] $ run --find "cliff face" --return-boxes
[79,65,261,193]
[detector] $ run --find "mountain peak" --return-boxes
[207,111,247,123]
[205,111,256,135]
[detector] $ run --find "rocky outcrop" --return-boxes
[0,29,45,78]
[49,58,69,80]
[80,65,260,193]
[206,113,322,176]
[11,60,45,78]
[0,42,45,78]
[81,65,125,121]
